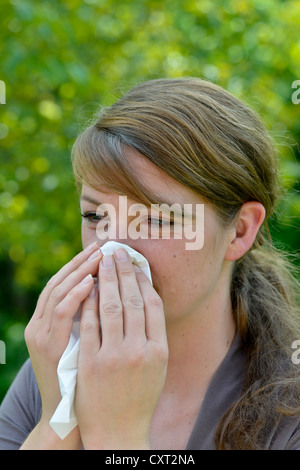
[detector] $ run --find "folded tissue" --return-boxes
[49,241,152,439]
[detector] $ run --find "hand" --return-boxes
[74,247,169,450]
[23,242,103,449]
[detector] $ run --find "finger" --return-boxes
[134,267,167,343]
[98,254,124,347]
[79,284,101,359]
[41,248,102,330]
[113,248,146,342]
[32,242,100,322]
[48,274,94,350]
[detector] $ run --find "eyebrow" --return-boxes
[80,194,103,205]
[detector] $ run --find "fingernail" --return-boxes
[115,248,128,262]
[101,254,114,268]
[88,248,101,261]
[84,241,98,252]
[88,285,97,297]
[134,264,141,273]
[80,274,92,285]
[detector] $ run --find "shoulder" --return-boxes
[0,358,41,449]
[272,416,300,450]
[7,358,40,408]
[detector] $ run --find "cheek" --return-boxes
[145,243,194,295]
[148,236,222,303]
[81,226,97,249]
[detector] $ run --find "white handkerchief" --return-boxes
[49,241,152,440]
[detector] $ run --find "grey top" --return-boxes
[0,334,299,450]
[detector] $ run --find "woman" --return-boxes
[0,78,299,450]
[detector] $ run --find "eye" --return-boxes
[81,212,105,224]
[147,217,174,226]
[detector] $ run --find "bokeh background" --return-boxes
[0,0,300,401]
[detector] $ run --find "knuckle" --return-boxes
[121,339,147,365]
[118,265,134,276]
[54,303,66,319]
[81,318,98,332]
[32,333,44,352]
[107,351,121,366]
[45,276,56,290]
[27,330,48,355]
[24,322,60,361]
[101,301,123,317]
[101,350,122,371]
[148,294,163,309]
[71,283,85,297]
[152,343,169,364]
[124,295,144,309]
[100,272,116,282]
[71,268,89,284]
[66,270,77,284]
[50,285,62,302]
[129,348,146,367]
[64,285,85,306]
[24,324,33,345]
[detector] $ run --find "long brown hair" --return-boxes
[71,78,300,449]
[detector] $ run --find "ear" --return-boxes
[224,201,266,261]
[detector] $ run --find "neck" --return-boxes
[163,285,236,399]
[150,275,236,449]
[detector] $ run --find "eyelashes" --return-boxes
[80,212,104,224]
[80,212,174,227]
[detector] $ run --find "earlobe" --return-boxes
[224,202,266,261]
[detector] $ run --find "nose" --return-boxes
[98,237,142,255]
[95,216,136,250]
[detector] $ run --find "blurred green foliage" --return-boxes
[0,0,300,401]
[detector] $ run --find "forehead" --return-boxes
[122,147,203,206]
[80,146,205,210]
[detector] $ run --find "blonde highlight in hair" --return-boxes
[72,78,300,449]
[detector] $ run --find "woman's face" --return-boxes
[80,150,233,324]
